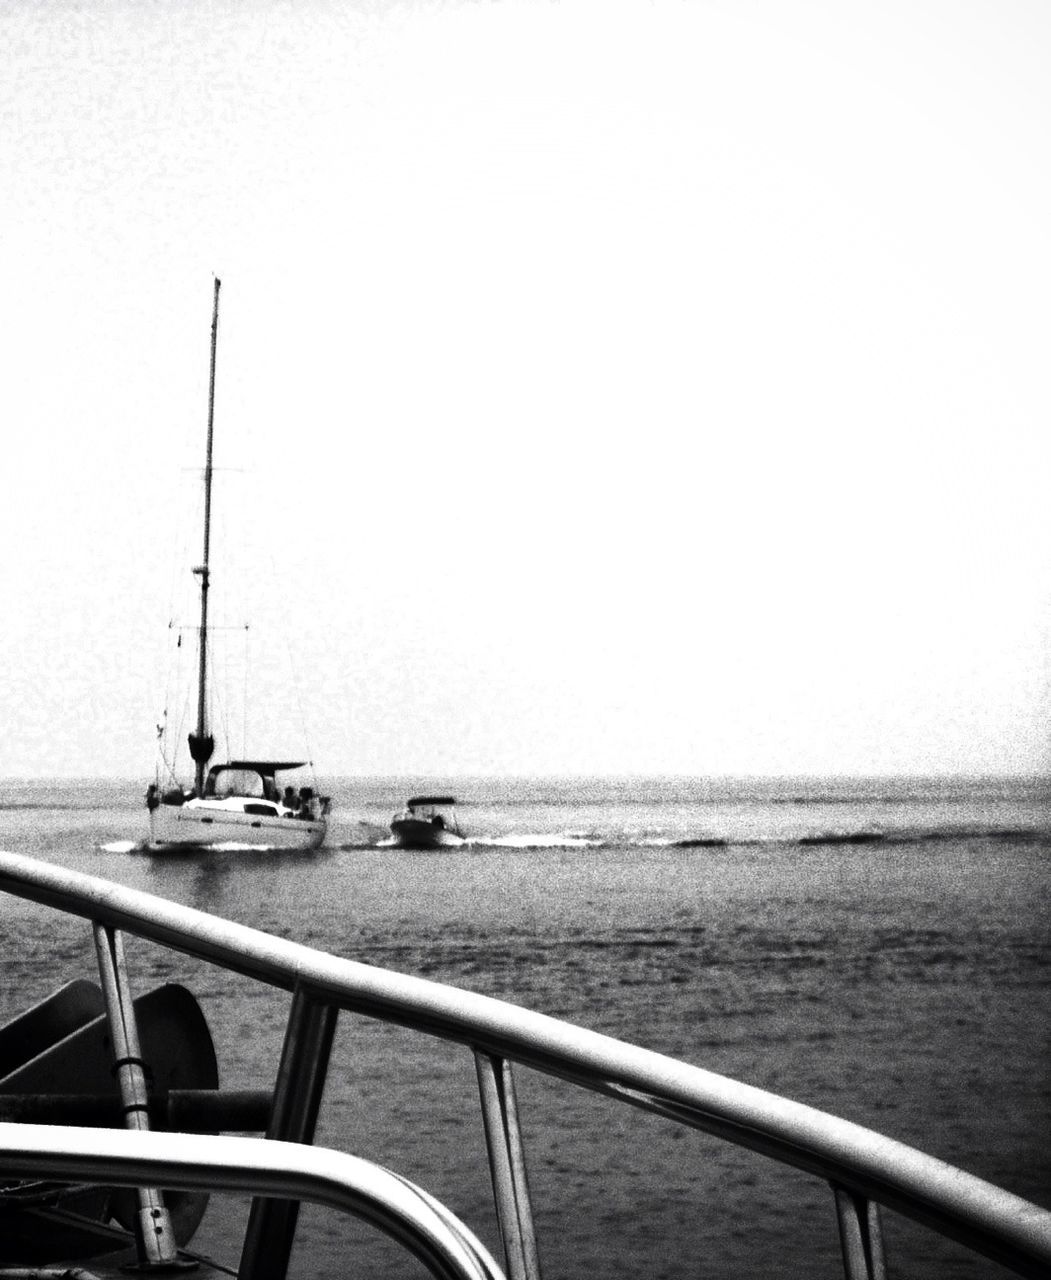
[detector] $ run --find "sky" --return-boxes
[1,0,1049,779]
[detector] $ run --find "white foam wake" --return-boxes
[487,833,602,848]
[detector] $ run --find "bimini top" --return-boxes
[408,795,457,807]
[211,760,310,778]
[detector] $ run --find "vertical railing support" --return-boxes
[92,922,182,1269]
[833,1182,887,1280]
[475,1050,541,1280]
[239,982,338,1280]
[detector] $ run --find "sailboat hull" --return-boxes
[150,802,326,851]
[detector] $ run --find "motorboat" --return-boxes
[390,795,464,848]
[146,280,329,852]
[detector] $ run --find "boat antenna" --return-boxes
[188,277,220,796]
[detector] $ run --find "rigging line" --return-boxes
[261,539,319,780]
[209,626,248,761]
[157,631,181,786]
[157,630,176,784]
[219,618,228,756]
[156,586,186,779]
[168,642,192,787]
[207,628,231,764]
[243,623,250,758]
[284,626,318,784]
[157,472,202,787]
[162,473,199,671]
[225,625,238,757]
[272,543,319,779]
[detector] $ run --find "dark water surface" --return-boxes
[1,776,1048,1278]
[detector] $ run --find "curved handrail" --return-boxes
[2,849,1049,1277]
[0,1122,505,1280]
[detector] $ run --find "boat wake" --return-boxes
[484,832,603,849]
[663,826,1051,849]
[349,824,1051,852]
[108,824,1051,856]
[788,825,1050,848]
[102,839,311,856]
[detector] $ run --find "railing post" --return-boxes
[239,982,338,1280]
[475,1050,541,1280]
[832,1182,887,1280]
[92,922,184,1269]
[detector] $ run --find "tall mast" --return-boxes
[188,277,221,796]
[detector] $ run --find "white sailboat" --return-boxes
[146,279,329,852]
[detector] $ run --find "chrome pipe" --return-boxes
[92,924,178,1266]
[833,1183,887,1280]
[0,1122,505,1280]
[240,984,339,1280]
[475,1052,541,1280]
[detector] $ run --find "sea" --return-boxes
[1,774,1048,1280]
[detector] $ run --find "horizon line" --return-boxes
[2,770,1048,783]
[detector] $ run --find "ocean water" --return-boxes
[0,775,1048,1279]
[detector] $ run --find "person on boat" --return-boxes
[282,786,298,814]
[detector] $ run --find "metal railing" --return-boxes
[2,849,1050,1280]
[0,1121,504,1280]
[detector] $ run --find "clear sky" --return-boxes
[2,0,1049,778]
